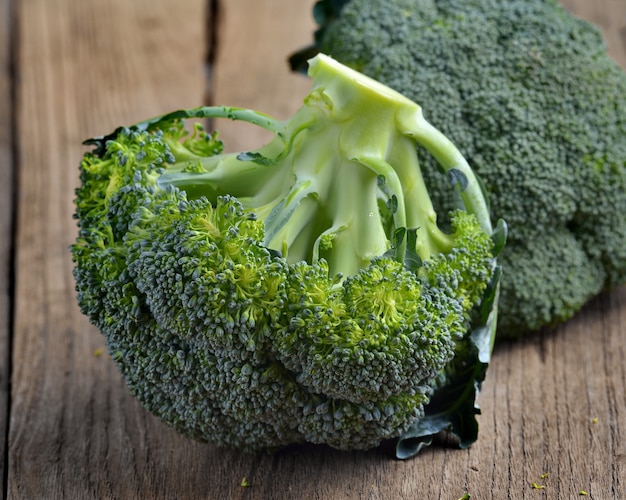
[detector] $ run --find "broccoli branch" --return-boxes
[150,55,492,278]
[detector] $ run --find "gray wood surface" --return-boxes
[0,0,14,489]
[2,0,625,498]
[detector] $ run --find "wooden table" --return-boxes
[1,0,625,498]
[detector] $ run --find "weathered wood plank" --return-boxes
[0,0,14,492]
[8,0,208,498]
[211,0,316,152]
[476,287,626,499]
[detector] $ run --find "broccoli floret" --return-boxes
[295,0,626,337]
[72,54,503,456]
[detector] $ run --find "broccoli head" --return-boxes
[72,54,503,457]
[293,0,626,337]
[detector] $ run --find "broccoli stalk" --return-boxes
[73,54,503,457]
[150,55,492,277]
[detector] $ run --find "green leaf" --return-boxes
[312,0,351,25]
[382,227,423,272]
[395,266,501,459]
[236,151,273,165]
[288,0,353,73]
[491,219,507,257]
[395,352,483,459]
[403,228,423,272]
[480,265,502,329]
[383,227,406,262]
[83,127,127,157]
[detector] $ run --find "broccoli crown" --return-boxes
[305,0,626,337]
[72,55,501,455]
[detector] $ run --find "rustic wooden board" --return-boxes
[0,0,14,493]
[211,0,316,151]
[7,0,208,498]
[5,0,626,498]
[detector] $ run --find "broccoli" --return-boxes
[72,54,503,457]
[292,0,626,337]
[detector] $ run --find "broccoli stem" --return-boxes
[139,106,283,135]
[154,54,493,278]
[314,158,390,276]
[400,112,493,236]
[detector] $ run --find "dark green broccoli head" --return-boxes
[303,0,626,337]
[72,55,501,456]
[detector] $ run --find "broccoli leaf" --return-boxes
[396,266,501,459]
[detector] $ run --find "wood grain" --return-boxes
[211,0,316,151]
[0,0,14,491]
[7,0,208,498]
[4,0,626,498]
